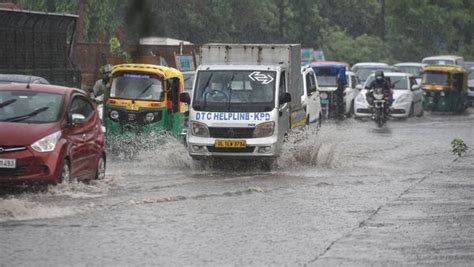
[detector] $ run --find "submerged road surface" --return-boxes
[1,111,473,265]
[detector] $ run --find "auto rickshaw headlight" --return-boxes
[191,121,209,137]
[320,92,328,100]
[145,112,155,122]
[110,110,119,121]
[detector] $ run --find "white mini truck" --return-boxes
[181,44,305,162]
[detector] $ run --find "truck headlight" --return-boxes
[191,121,209,137]
[253,121,275,138]
[31,131,61,152]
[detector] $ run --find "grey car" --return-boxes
[0,74,49,85]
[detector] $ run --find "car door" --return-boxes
[63,95,100,179]
[304,69,321,123]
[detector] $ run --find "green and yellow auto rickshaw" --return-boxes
[421,65,469,112]
[104,64,186,157]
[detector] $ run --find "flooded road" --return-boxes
[1,111,473,265]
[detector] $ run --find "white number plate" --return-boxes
[0,158,16,168]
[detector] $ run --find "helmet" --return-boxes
[375,71,384,82]
[102,64,113,74]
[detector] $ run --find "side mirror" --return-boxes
[411,84,420,91]
[355,84,363,90]
[180,92,191,105]
[279,92,291,105]
[71,113,86,125]
[309,84,317,93]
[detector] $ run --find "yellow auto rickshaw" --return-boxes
[421,65,469,112]
[104,64,186,150]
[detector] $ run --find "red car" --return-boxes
[0,83,106,185]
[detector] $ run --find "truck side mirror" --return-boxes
[279,92,291,105]
[180,92,190,104]
[411,85,420,91]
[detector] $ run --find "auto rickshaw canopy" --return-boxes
[422,64,468,93]
[111,64,184,82]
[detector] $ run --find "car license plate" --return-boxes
[0,158,16,168]
[126,103,140,111]
[215,140,246,148]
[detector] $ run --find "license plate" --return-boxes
[215,140,247,148]
[0,158,16,168]
[126,103,140,111]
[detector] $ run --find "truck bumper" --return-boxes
[187,136,280,159]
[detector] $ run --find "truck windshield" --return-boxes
[110,73,164,101]
[192,70,276,112]
[422,72,449,86]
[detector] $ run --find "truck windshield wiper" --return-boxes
[226,73,235,111]
[3,106,49,122]
[0,99,16,109]
[202,73,214,110]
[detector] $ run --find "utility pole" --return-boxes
[76,0,85,42]
[380,0,385,42]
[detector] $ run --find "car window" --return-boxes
[69,95,94,119]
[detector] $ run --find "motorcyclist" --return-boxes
[91,64,112,104]
[366,71,393,115]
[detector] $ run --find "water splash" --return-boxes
[0,198,79,222]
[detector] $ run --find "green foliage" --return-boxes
[13,0,474,61]
[451,138,468,157]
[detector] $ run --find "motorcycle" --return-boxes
[370,87,389,128]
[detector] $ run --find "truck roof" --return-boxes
[197,64,283,71]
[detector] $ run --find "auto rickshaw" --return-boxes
[104,64,186,157]
[309,62,347,119]
[421,65,469,112]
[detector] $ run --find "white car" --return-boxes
[343,71,361,116]
[351,62,397,84]
[394,62,425,84]
[354,72,424,119]
[301,66,322,124]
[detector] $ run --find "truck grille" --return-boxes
[208,127,254,138]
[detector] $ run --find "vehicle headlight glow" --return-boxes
[355,93,367,104]
[396,94,410,103]
[440,90,446,97]
[320,92,328,100]
[31,131,61,152]
[145,112,154,122]
[109,110,119,121]
[253,121,275,138]
[191,121,209,137]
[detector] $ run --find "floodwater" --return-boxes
[1,111,473,265]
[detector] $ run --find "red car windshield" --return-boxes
[0,91,64,123]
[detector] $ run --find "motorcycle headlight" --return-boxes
[320,92,328,100]
[191,121,209,137]
[31,131,61,152]
[145,112,154,122]
[109,110,119,121]
[396,94,410,103]
[253,121,275,138]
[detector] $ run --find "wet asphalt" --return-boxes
[0,110,473,266]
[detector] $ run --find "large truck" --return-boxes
[181,43,305,165]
